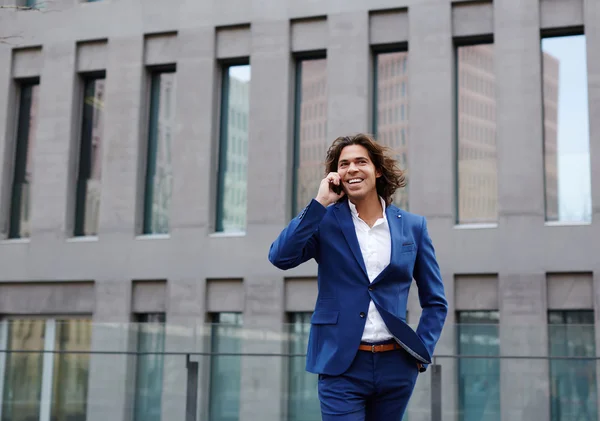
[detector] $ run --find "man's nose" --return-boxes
[348,162,358,172]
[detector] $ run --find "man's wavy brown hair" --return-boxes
[324,133,406,206]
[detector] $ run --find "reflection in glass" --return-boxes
[9,83,39,239]
[542,35,591,223]
[51,319,92,421]
[143,71,176,234]
[548,311,597,421]
[456,45,497,224]
[133,314,166,421]
[209,313,243,421]
[216,65,250,233]
[293,58,328,216]
[74,77,105,236]
[1,319,45,421]
[374,52,409,210]
[287,313,319,421]
[457,311,500,421]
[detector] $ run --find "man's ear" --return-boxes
[376,169,382,178]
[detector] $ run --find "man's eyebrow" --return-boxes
[339,156,369,162]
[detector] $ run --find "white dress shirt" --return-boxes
[348,197,394,343]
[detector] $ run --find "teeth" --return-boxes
[348,179,362,184]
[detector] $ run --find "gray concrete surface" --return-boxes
[0,0,599,420]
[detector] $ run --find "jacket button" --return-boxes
[360,312,365,318]
[368,287,373,291]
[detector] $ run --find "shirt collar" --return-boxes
[348,196,388,222]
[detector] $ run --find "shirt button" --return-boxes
[360,312,365,318]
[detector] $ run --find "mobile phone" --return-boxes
[330,181,343,195]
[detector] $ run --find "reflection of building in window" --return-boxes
[152,74,175,234]
[296,59,328,213]
[376,52,409,210]
[222,72,249,232]
[85,80,105,236]
[457,45,558,223]
[457,45,497,224]
[542,53,560,222]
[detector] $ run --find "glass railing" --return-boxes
[0,321,597,421]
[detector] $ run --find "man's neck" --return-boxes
[351,194,384,222]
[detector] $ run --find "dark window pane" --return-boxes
[456,44,498,224]
[542,35,591,223]
[548,310,597,421]
[133,314,166,421]
[209,313,243,421]
[9,83,39,239]
[143,71,176,234]
[51,319,92,421]
[1,319,45,421]
[293,58,327,216]
[457,311,500,421]
[374,51,409,210]
[74,77,105,236]
[216,65,250,233]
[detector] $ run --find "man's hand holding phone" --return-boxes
[315,172,345,208]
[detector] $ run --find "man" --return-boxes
[269,134,448,420]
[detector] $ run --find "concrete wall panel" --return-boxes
[76,40,108,73]
[216,25,251,59]
[291,18,327,53]
[144,32,178,66]
[12,47,43,79]
[369,9,409,45]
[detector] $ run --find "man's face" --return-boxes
[337,144,381,202]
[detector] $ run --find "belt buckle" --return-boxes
[371,344,376,353]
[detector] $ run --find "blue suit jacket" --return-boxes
[269,198,448,375]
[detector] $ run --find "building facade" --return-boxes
[0,0,599,421]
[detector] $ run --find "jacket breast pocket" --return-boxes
[311,310,339,325]
[401,242,416,253]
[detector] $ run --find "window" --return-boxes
[456,311,500,421]
[374,51,409,210]
[216,64,250,233]
[8,81,38,239]
[143,70,176,235]
[208,312,242,421]
[0,318,92,421]
[133,314,166,421]
[456,44,497,224]
[542,35,591,224]
[292,57,327,216]
[74,75,105,237]
[287,312,319,421]
[548,310,597,421]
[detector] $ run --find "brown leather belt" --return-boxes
[358,342,401,353]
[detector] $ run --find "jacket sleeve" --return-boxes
[268,199,327,270]
[413,216,448,369]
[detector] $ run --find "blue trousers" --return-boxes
[318,341,419,421]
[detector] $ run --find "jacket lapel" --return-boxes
[371,204,403,285]
[333,201,369,280]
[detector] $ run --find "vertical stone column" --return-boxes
[499,273,549,421]
[326,11,370,138]
[493,2,549,418]
[170,26,217,240]
[29,42,76,241]
[97,35,144,239]
[238,19,291,421]
[584,0,600,228]
[161,278,207,421]
[586,0,600,411]
[86,280,134,421]
[0,47,16,232]
[407,2,455,420]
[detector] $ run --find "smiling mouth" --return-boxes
[346,178,363,186]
